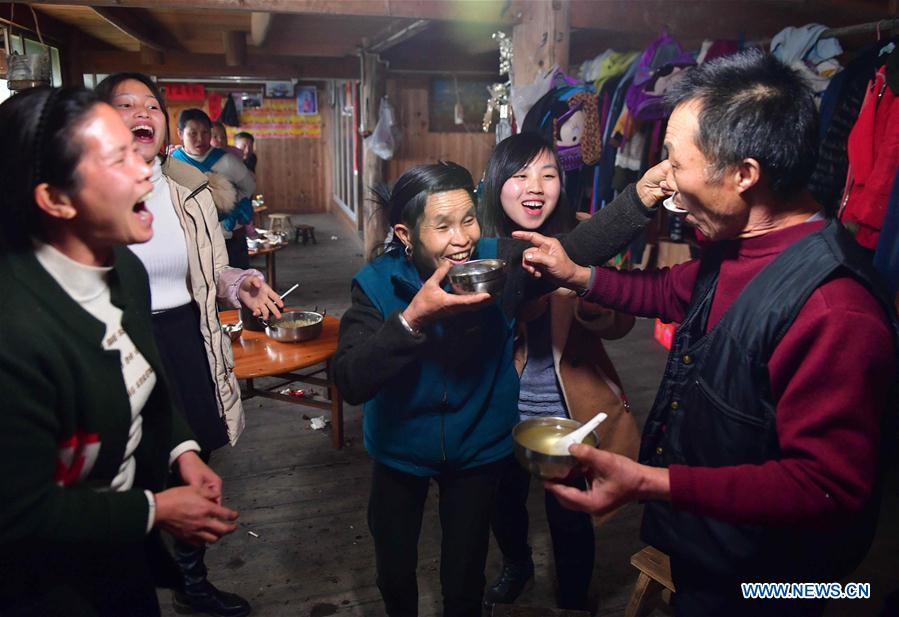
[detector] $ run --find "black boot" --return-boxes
[483,558,535,609]
[172,541,252,617]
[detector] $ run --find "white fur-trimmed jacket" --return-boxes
[161,156,263,445]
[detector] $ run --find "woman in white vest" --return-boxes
[97,72,282,617]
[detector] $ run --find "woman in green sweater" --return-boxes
[0,87,238,616]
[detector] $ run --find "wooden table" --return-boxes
[247,243,284,289]
[221,309,344,449]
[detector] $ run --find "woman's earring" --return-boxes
[404,244,413,258]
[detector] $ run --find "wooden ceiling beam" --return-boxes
[31,0,517,24]
[223,30,247,66]
[250,11,273,47]
[0,6,114,50]
[81,49,359,79]
[568,0,893,44]
[91,6,187,52]
[384,51,499,76]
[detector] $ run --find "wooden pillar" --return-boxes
[511,0,570,87]
[140,44,163,66]
[361,51,387,260]
[223,31,247,67]
[61,29,83,87]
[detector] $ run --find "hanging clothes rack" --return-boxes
[754,18,899,47]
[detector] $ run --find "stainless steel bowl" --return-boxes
[264,310,324,343]
[513,417,599,480]
[448,259,507,295]
[222,322,243,341]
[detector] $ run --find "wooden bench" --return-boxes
[294,223,317,245]
[625,546,675,617]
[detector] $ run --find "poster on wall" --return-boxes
[164,83,206,101]
[297,86,318,115]
[239,98,321,139]
[264,80,294,98]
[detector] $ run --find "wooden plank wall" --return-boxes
[165,90,331,216]
[385,76,496,184]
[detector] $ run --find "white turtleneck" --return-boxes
[128,158,192,312]
[34,241,158,530]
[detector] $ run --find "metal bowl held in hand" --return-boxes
[264,310,325,343]
[448,259,507,295]
[513,417,599,481]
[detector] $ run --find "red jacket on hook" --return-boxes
[840,65,899,249]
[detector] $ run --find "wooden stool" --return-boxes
[625,546,675,617]
[267,213,292,234]
[492,604,589,617]
[294,223,317,245]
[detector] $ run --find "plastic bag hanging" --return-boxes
[364,96,398,160]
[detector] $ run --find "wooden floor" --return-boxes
[159,212,898,617]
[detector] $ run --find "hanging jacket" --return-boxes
[873,169,899,294]
[840,64,899,249]
[808,43,886,215]
[640,221,898,581]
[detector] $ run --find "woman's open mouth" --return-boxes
[133,195,153,226]
[444,249,472,264]
[131,125,155,144]
[522,200,545,217]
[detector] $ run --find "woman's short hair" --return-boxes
[178,108,212,131]
[234,131,254,143]
[478,132,574,238]
[372,161,475,255]
[95,72,171,149]
[0,86,101,252]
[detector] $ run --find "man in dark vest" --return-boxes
[514,50,898,616]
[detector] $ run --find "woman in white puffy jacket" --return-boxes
[97,72,283,617]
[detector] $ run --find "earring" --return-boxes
[404,244,412,258]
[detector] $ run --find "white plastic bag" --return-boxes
[510,65,557,132]
[364,96,398,160]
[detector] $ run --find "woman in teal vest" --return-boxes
[334,160,662,616]
[334,162,507,617]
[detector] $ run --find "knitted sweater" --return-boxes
[0,245,193,612]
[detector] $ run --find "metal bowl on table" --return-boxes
[222,321,243,341]
[240,303,267,331]
[513,417,599,480]
[264,310,325,343]
[448,259,507,296]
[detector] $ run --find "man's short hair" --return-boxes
[178,108,212,131]
[664,50,819,198]
[234,131,254,143]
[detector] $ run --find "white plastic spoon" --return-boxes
[549,412,608,455]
